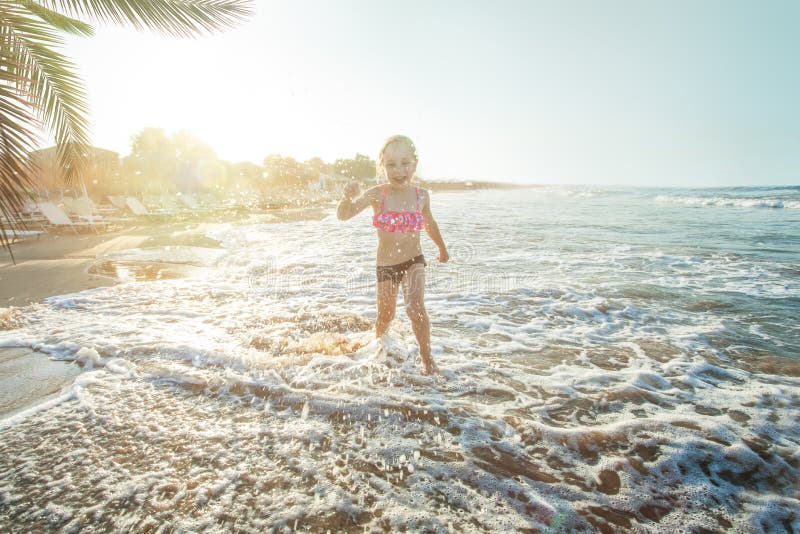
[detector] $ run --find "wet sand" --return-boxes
[0,206,332,305]
[0,222,218,305]
[0,347,82,417]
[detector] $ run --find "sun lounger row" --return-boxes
[3,192,261,242]
[107,194,224,217]
[5,198,135,236]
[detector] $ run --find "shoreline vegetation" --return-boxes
[28,128,528,209]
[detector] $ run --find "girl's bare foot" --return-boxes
[422,358,439,375]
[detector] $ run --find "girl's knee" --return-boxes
[406,306,427,321]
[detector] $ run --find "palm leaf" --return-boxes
[37,0,253,37]
[0,7,87,260]
[2,5,92,187]
[0,79,40,262]
[21,0,94,36]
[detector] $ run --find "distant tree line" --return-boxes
[122,127,377,194]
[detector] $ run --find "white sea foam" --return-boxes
[655,194,800,209]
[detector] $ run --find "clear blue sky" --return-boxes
[61,0,800,186]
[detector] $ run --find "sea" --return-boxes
[1,185,798,533]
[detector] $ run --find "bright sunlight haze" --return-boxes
[61,1,800,187]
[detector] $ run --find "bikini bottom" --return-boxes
[376,254,426,284]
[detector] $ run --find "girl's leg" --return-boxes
[375,277,399,338]
[403,263,437,374]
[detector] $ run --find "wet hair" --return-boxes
[377,135,418,178]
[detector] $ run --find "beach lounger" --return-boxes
[177,193,199,209]
[57,197,96,216]
[37,202,108,233]
[59,197,76,214]
[0,214,45,243]
[108,195,128,210]
[141,194,180,216]
[133,195,186,218]
[176,192,215,213]
[124,196,165,220]
[197,192,228,211]
[11,204,48,228]
[1,229,44,243]
[160,194,181,212]
[125,196,150,216]
[73,196,135,224]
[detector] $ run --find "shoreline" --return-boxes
[0,221,213,306]
[0,218,224,419]
[0,205,335,306]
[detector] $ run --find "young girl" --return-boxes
[337,135,449,375]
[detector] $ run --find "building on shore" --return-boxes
[29,145,122,199]
[314,173,352,192]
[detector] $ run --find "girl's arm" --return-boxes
[337,183,376,221]
[421,190,449,263]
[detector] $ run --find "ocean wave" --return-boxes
[655,195,800,209]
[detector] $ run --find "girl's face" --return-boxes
[382,142,417,186]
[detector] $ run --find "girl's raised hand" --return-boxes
[343,181,361,200]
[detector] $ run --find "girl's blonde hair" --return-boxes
[377,135,418,178]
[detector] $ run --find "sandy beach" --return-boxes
[0,213,253,305]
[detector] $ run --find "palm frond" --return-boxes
[0,6,89,259]
[20,0,95,37]
[2,6,91,187]
[0,79,40,262]
[37,0,253,37]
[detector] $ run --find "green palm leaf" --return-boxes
[0,77,40,265]
[37,0,253,37]
[3,4,91,193]
[22,1,94,36]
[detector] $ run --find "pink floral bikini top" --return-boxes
[372,185,425,233]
